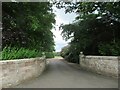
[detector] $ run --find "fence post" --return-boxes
[79,52,84,65]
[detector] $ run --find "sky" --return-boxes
[52,6,76,52]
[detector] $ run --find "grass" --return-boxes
[54,56,63,59]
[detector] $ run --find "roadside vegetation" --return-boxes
[2,46,43,60]
[56,2,120,63]
[2,2,56,60]
[54,52,62,58]
[1,2,120,62]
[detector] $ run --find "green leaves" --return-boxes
[45,52,54,58]
[59,2,120,63]
[2,46,43,60]
[2,2,56,56]
[98,41,120,56]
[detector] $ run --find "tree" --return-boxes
[58,2,120,63]
[2,2,56,52]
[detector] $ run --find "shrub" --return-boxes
[54,52,60,56]
[45,52,54,58]
[98,41,120,56]
[60,45,80,64]
[1,46,42,60]
[60,45,70,58]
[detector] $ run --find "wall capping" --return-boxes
[85,56,118,60]
[0,57,45,62]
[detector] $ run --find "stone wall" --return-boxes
[0,57,46,88]
[79,53,119,78]
[0,60,2,90]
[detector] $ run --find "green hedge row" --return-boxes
[1,46,43,60]
[45,52,54,58]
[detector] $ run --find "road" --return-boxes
[14,58,118,88]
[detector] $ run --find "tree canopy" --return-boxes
[2,2,55,52]
[58,2,120,63]
[2,2,56,59]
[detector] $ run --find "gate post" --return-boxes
[79,52,84,65]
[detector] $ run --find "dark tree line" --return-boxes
[2,2,55,52]
[58,2,120,63]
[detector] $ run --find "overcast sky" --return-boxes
[52,6,76,52]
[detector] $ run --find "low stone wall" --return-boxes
[0,57,46,88]
[80,54,119,78]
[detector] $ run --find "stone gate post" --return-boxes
[79,52,85,65]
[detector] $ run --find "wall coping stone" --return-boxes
[84,56,118,60]
[0,57,45,62]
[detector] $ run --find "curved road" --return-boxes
[15,58,118,88]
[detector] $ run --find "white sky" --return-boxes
[52,6,76,52]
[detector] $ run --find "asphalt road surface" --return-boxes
[14,58,118,88]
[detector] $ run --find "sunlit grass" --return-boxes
[54,56,63,59]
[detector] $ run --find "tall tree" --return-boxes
[58,2,120,63]
[2,2,56,52]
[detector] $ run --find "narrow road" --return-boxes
[15,58,118,88]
